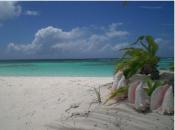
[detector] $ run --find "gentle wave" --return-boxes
[0,58,173,76]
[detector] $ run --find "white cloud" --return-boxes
[106,23,128,37]
[155,37,173,57]
[0,2,39,24]
[25,10,39,16]
[0,1,21,21]
[112,43,129,51]
[139,6,162,10]
[155,38,163,43]
[161,24,174,26]
[106,30,128,37]
[7,23,129,58]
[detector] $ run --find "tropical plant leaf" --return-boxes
[145,35,158,55]
[121,48,146,57]
[169,62,174,71]
[104,86,128,104]
[94,87,101,103]
[131,35,145,45]
[144,78,163,96]
[115,35,160,79]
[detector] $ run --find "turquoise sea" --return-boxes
[0,58,173,77]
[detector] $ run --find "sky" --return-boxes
[0,1,174,59]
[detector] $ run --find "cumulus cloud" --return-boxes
[0,1,21,21]
[0,2,39,25]
[106,23,129,37]
[112,43,129,51]
[7,23,129,58]
[25,10,39,16]
[106,30,128,38]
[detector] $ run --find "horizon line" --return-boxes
[0,57,173,61]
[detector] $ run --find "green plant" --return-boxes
[116,35,160,80]
[94,87,101,103]
[169,62,174,71]
[104,86,128,104]
[144,78,163,96]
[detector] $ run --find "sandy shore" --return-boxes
[0,77,173,130]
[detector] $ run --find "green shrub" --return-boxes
[116,35,160,80]
[104,86,128,104]
[144,77,163,96]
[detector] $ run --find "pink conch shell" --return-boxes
[134,82,150,112]
[150,84,169,111]
[128,80,141,104]
[161,86,174,114]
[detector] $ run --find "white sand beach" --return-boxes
[0,77,173,130]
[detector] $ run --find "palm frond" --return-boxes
[145,36,158,55]
[115,35,160,79]
[131,35,145,45]
[144,78,163,96]
[104,86,128,104]
[94,87,101,103]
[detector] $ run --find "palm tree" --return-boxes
[116,35,160,80]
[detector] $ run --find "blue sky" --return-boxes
[0,1,173,59]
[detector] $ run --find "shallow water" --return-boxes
[0,58,173,76]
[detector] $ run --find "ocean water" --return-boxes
[0,58,173,77]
